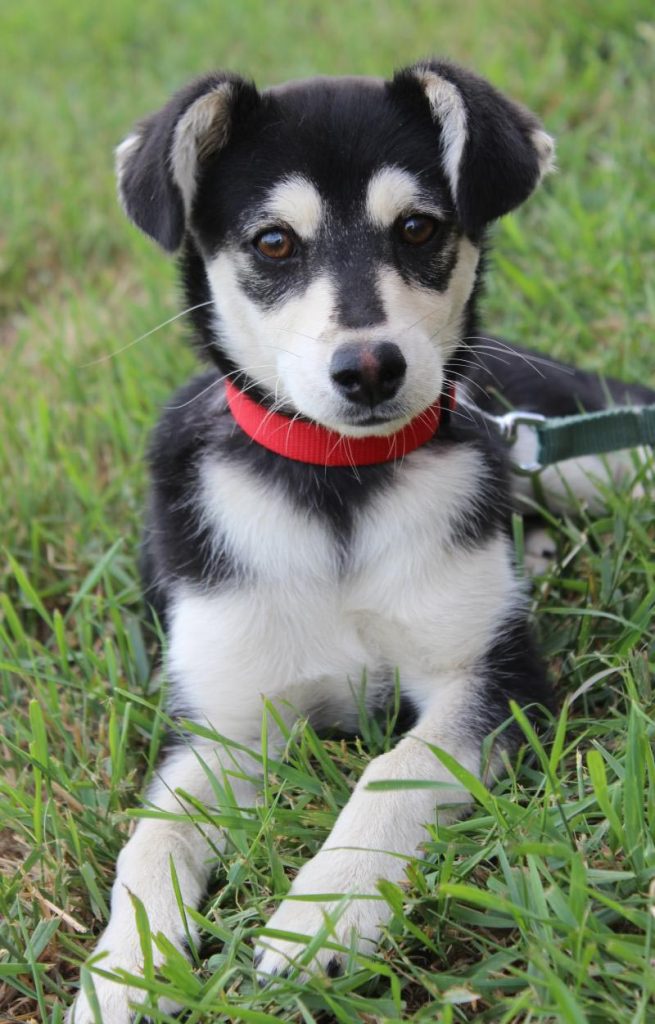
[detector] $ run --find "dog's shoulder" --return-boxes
[141,372,238,618]
[147,370,230,479]
[425,405,514,546]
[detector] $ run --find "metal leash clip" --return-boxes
[496,410,547,474]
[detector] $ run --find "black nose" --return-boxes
[330,342,407,407]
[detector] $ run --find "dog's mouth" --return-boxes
[337,401,408,426]
[351,412,402,426]
[326,400,420,436]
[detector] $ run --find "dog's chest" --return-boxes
[168,446,521,727]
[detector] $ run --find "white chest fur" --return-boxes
[166,445,524,739]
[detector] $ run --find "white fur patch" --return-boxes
[365,166,444,227]
[414,70,468,196]
[524,525,557,575]
[170,83,234,211]
[531,128,556,180]
[263,174,324,239]
[166,442,522,734]
[207,253,338,408]
[114,132,141,189]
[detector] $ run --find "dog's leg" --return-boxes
[254,676,492,979]
[69,739,260,1024]
[523,523,558,575]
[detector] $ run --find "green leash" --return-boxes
[473,405,655,474]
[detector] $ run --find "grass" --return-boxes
[1,0,655,1020]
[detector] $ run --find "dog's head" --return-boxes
[117,62,553,435]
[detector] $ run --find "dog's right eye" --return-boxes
[253,228,296,261]
[396,214,438,246]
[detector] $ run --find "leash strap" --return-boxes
[468,404,655,474]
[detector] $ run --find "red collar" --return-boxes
[225,380,455,466]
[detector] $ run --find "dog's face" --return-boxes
[117,64,553,434]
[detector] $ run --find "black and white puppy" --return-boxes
[70,61,651,1023]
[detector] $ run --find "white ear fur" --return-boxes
[115,133,142,192]
[170,83,235,212]
[413,70,468,197]
[412,68,556,204]
[531,128,557,180]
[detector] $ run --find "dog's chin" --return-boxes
[280,386,443,437]
[315,406,418,438]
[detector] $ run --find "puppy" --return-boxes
[69,61,651,1023]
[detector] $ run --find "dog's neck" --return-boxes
[224,379,455,466]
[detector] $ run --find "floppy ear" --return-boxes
[393,60,555,236]
[115,73,260,252]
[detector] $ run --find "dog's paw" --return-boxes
[68,966,183,1024]
[254,893,384,981]
[523,526,557,576]
[67,927,184,1024]
[254,849,393,982]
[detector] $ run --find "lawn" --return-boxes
[1,1,655,1021]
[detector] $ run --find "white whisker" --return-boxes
[446,366,496,401]
[462,335,575,379]
[165,367,280,410]
[83,301,214,367]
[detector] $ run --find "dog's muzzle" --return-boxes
[330,342,407,407]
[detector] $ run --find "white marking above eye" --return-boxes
[366,166,445,229]
[262,175,325,240]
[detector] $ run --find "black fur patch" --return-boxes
[466,339,655,417]
[476,615,554,751]
[326,957,342,978]
[141,373,244,625]
[437,409,514,548]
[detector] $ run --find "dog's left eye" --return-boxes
[396,214,437,246]
[254,228,296,260]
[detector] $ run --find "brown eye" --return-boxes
[397,214,437,246]
[254,228,296,260]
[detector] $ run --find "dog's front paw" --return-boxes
[255,894,384,980]
[254,850,392,981]
[67,927,184,1024]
